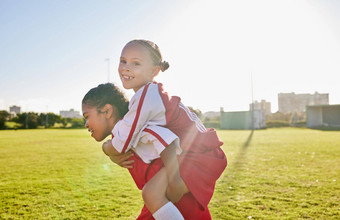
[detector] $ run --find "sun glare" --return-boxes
[152,0,339,112]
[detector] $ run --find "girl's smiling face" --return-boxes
[82,104,112,142]
[118,42,160,92]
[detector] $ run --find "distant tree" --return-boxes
[70,118,85,128]
[65,117,73,123]
[38,113,63,127]
[187,107,203,120]
[13,112,39,129]
[266,111,291,121]
[37,113,47,127]
[266,111,306,128]
[62,117,73,127]
[0,110,10,129]
[60,118,68,127]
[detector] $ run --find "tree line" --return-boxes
[0,107,203,130]
[0,108,306,130]
[0,110,85,130]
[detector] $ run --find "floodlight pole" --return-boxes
[251,72,254,130]
[106,58,110,82]
[46,105,48,128]
[25,113,28,129]
[25,105,28,129]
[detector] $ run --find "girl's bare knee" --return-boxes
[142,183,153,205]
[142,171,169,213]
[142,183,164,213]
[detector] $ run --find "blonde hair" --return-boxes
[126,39,169,72]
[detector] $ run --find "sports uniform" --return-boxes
[111,82,227,219]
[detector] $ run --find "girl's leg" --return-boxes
[142,168,189,219]
[142,168,168,213]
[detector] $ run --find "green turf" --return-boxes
[0,129,141,219]
[212,128,340,219]
[0,128,339,219]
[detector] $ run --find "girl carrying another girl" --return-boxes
[82,39,227,219]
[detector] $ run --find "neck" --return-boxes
[133,81,153,93]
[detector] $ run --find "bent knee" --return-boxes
[142,183,168,213]
[142,184,150,204]
[142,183,157,205]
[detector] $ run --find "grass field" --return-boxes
[0,128,339,219]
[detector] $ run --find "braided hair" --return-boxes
[82,83,129,118]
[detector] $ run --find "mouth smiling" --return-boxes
[122,74,134,80]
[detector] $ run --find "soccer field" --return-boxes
[0,128,339,219]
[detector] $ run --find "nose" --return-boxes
[120,63,130,72]
[85,121,89,128]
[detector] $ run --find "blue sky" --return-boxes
[1,0,340,114]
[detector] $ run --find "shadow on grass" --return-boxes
[310,126,340,131]
[242,130,254,148]
[229,130,254,173]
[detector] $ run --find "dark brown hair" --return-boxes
[82,83,129,119]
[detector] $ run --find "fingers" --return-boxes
[108,152,135,169]
[116,152,133,163]
[122,151,134,160]
[120,159,134,169]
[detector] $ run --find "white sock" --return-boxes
[152,201,184,220]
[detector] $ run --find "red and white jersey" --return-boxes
[112,125,182,164]
[112,83,206,161]
[111,82,226,212]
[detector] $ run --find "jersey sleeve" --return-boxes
[111,83,167,153]
[141,125,182,156]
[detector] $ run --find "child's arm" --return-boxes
[102,140,134,168]
[102,139,120,156]
[160,139,187,203]
[111,83,167,154]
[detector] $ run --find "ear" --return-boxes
[101,104,115,119]
[152,66,161,77]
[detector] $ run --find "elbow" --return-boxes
[102,140,120,156]
[102,142,110,156]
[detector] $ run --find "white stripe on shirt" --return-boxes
[178,102,207,132]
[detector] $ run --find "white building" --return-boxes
[278,92,329,113]
[249,100,271,115]
[9,105,21,114]
[59,109,82,118]
[9,105,21,119]
[306,104,340,128]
